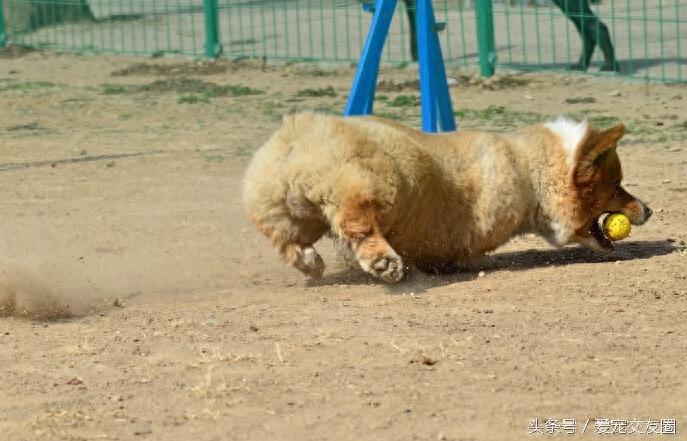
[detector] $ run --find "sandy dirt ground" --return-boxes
[1,48,686,441]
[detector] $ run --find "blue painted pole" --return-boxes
[417,0,438,132]
[417,0,456,132]
[429,21,456,131]
[344,0,397,116]
[345,0,456,133]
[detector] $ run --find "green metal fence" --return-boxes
[1,0,685,82]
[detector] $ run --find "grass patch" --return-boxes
[573,111,687,143]
[101,84,127,95]
[202,154,227,163]
[626,123,662,137]
[233,146,253,158]
[296,86,336,97]
[295,68,337,77]
[262,100,285,120]
[6,122,47,132]
[387,95,420,107]
[586,115,620,128]
[454,105,544,128]
[451,105,642,131]
[111,62,229,77]
[0,80,54,93]
[99,78,264,102]
[376,111,403,121]
[221,84,265,96]
[623,121,686,143]
[140,78,264,96]
[178,93,211,104]
[310,104,340,115]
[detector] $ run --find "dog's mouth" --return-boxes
[589,216,614,251]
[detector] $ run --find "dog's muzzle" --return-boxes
[627,199,652,225]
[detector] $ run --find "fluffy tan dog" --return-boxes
[243,112,651,283]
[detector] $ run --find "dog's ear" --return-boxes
[574,123,625,183]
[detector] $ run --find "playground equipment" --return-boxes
[344,0,457,133]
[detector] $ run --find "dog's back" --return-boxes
[244,113,427,227]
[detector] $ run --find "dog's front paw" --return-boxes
[369,254,404,283]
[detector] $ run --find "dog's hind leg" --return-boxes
[329,196,404,283]
[248,189,329,278]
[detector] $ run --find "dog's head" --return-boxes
[543,118,652,251]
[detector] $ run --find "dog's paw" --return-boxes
[289,245,325,278]
[299,246,325,278]
[369,254,404,283]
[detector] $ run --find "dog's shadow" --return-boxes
[307,240,679,293]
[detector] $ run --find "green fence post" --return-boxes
[475,0,495,77]
[0,0,6,48]
[203,0,222,58]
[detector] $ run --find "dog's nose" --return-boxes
[644,206,653,220]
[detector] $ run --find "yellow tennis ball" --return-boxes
[602,213,631,241]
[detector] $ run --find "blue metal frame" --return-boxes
[344,0,397,116]
[344,0,456,133]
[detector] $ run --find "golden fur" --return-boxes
[243,113,651,282]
